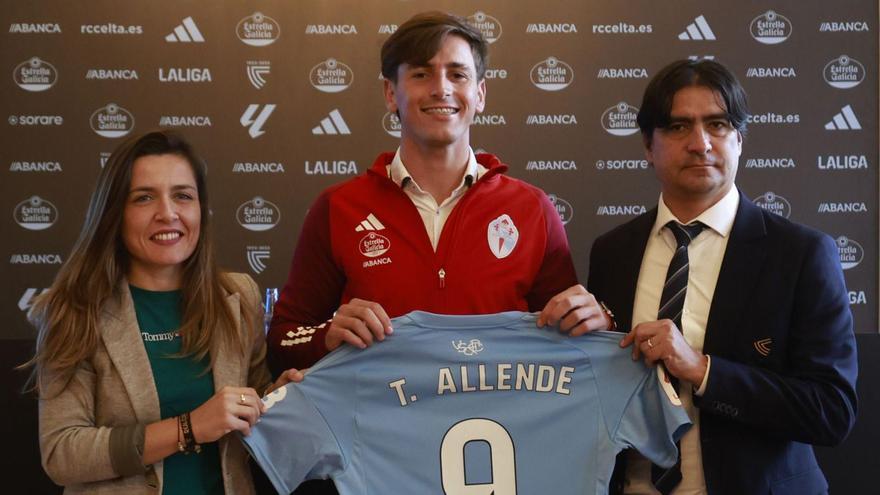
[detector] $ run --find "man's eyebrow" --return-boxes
[667,112,730,123]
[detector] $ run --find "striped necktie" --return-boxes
[651,220,705,495]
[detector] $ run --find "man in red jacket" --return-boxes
[268,11,611,374]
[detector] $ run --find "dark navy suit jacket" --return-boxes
[589,192,858,495]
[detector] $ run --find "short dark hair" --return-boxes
[637,59,750,141]
[381,11,488,82]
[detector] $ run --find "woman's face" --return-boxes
[122,153,201,289]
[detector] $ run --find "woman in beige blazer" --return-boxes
[24,131,298,494]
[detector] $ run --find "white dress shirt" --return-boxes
[624,186,740,495]
[387,147,487,251]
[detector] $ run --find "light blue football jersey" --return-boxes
[243,311,691,495]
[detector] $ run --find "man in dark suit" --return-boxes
[548,59,858,494]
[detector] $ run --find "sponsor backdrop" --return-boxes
[2,0,878,492]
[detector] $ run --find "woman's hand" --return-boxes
[189,386,264,441]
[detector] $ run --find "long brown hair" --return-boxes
[22,130,252,393]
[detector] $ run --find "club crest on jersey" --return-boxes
[657,366,682,406]
[452,339,484,355]
[359,232,391,258]
[487,214,518,259]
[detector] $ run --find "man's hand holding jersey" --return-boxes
[537,284,614,336]
[325,298,394,351]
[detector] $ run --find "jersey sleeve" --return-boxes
[614,365,691,467]
[267,190,346,374]
[585,336,691,468]
[241,384,345,494]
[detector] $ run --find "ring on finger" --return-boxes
[647,338,654,349]
[239,393,247,405]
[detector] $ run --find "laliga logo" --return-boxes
[237,196,280,231]
[601,102,639,136]
[530,57,574,91]
[548,194,573,225]
[382,112,401,138]
[753,192,791,218]
[14,195,58,230]
[823,55,865,89]
[836,236,863,270]
[90,103,134,138]
[359,232,391,258]
[14,57,57,91]
[750,10,792,45]
[237,12,280,46]
[310,58,353,93]
[467,11,502,43]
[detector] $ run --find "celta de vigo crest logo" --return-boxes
[750,10,792,45]
[530,57,574,91]
[237,196,280,231]
[453,339,484,356]
[601,102,639,136]
[823,55,865,89]
[753,192,791,218]
[90,103,135,138]
[14,195,58,230]
[14,57,58,91]
[836,236,864,270]
[310,58,353,93]
[237,12,280,46]
[487,214,518,259]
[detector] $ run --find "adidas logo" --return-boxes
[165,17,204,42]
[825,105,861,130]
[355,213,385,232]
[312,109,350,135]
[678,15,715,40]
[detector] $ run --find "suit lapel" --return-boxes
[213,290,243,392]
[616,210,657,332]
[704,193,768,353]
[100,284,161,424]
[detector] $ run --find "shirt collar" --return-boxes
[653,186,740,239]
[387,147,484,191]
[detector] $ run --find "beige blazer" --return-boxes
[39,273,271,494]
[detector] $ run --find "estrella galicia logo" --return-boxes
[453,339,484,355]
[14,57,57,91]
[823,55,865,89]
[236,12,280,46]
[467,11,502,43]
[836,236,863,270]
[14,195,58,230]
[601,102,639,136]
[236,197,280,231]
[750,10,792,45]
[548,194,574,225]
[90,103,134,138]
[530,57,574,91]
[382,112,401,138]
[753,192,791,218]
[310,58,353,93]
[359,232,391,258]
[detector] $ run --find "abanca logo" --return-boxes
[237,12,280,46]
[90,103,134,138]
[14,57,57,91]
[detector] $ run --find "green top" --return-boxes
[130,285,223,495]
